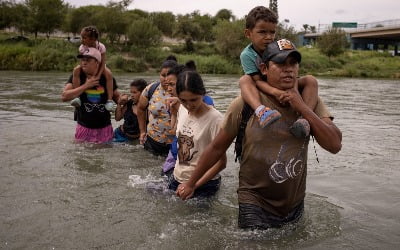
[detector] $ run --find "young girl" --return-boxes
[167,71,226,198]
[113,79,148,142]
[162,61,214,176]
[70,26,115,111]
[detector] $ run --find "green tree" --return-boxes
[25,0,66,38]
[127,18,162,48]
[192,11,214,41]
[126,9,149,19]
[107,0,133,9]
[62,5,103,36]
[214,9,234,22]
[317,27,349,58]
[12,3,30,35]
[175,14,199,39]
[0,1,29,34]
[276,19,298,44]
[97,2,128,44]
[302,24,309,33]
[175,11,214,43]
[0,0,14,29]
[213,19,247,59]
[269,0,278,18]
[149,11,176,37]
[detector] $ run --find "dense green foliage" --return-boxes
[213,19,248,58]
[317,28,349,58]
[1,34,399,78]
[1,1,398,78]
[298,47,400,78]
[127,19,162,48]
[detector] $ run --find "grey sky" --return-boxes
[66,0,400,30]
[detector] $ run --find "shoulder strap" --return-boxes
[147,82,160,102]
[145,82,160,125]
[234,102,254,162]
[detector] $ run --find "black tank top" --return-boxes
[122,99,140,135]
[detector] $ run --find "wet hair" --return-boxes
[160,59,178,71]
[167,64,186,77]
[167,60,197,77]
[165,55,177,62]
[130,78,148,92]
[185,60,196,71]
[245,6,278,29]
[81,26,99,40]
[176,71,206,96]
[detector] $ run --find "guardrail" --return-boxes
[315,19,400,33]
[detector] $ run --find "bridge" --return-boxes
[302,19,400,55]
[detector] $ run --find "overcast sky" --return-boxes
[65,0,400,30]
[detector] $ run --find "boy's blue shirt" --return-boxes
[240,44,263,76]
[240,44,267,81]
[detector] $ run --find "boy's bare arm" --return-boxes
[298,75,318,110]
[253,74,285,98]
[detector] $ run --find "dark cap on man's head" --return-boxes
[262,39,301,64]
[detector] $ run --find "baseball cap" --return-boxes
[77,47,101,63]
[262,39,301,64]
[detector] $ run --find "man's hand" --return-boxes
[84,77,99,89]
[280,88,308,114]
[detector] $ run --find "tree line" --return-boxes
[2,1,306,56]
[1,0,350,60]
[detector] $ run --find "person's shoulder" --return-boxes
[314,96,334,120]
[209,106,223,118]
[149,81,161,92]
[298,75,317,84]
[97,42,106,53]
[224,96,245,115]
[145,81,159,90]
[240,44,254,57]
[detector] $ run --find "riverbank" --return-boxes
[1,34,399,78]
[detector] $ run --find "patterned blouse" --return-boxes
[141,82,174,144]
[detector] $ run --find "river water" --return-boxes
[0,71,399,249]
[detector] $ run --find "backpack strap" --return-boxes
[234,102,254,162]
[144,81,161,126]
[147,81,160,103]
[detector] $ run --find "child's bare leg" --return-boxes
[104,67,115,111]
[290,75,319,138]
[239,75,262,110]
[104,66,113,102]
[239,75,280,128]
[70,65,82,107]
